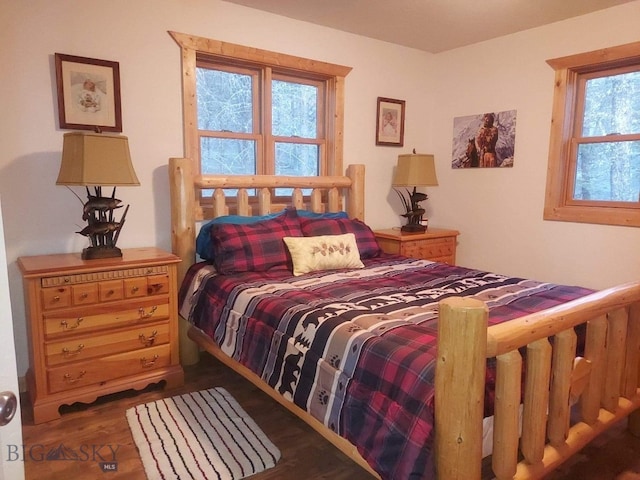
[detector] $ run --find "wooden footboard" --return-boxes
[436,285,640,480]
[169,157,640,479]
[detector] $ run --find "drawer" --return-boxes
[47,344,172,394]
[45,321,170,366]
[147,274,170,295]
[41,287,72,310]
[72,283,99,306]
[402,238,455,260]
[99,280,124,302]
[43,300,170,338]
[125,277,148,298]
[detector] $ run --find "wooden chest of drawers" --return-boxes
[374,228,460,265]
[18,247,184,423]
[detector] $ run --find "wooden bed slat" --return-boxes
[624,303,640,398]
[603,308,628,412]
[493,350,522,480]
[521,338,552,464]
[548,329,577,446]
[581,316,608,424]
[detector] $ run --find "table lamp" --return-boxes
[392,151,438,233]
[57,131,140,259]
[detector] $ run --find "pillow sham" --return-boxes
[210,208,303,274]
[299,217,382,259]
[283,233,364,276]
[196,211,283,260]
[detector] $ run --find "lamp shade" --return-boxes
[392,153,439,187]
[57,131,140,186]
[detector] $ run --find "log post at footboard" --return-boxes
[435,297,488,480]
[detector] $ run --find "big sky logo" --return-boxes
[5,443,121,472]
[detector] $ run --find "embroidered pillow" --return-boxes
[299,217,382,259]
[283,233,364,276]
[210,208,303,274]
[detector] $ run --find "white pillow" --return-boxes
[283,233,364,276]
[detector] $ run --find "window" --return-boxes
[170,31,351,201]
[544,41,640,227]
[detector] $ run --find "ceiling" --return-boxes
[221,0,635,53]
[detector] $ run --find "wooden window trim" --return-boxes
[169,31,351,179]
[544,41,640,227]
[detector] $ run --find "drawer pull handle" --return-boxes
[106,289,115,296]
[139,330,158,347]
[140,355,159,368]
[62,344,85,357]
[138,306,158,319]
[148,283,164,294]
[131,286,140,294]
[80,293,88,300]
[63,371,86,384]
[60,318,83,330]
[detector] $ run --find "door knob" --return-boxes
[0,391,17,426]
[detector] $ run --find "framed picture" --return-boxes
[376,97,405,146]
[451,110,517,168]
[55,53,122,132]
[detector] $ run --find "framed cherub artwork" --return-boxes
[376,97,405,146]
[55,53,122,132]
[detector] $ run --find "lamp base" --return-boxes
[81,246,123,260]
[401,224,427,234]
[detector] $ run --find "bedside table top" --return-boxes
[374,227,460,242]
[18,247,180,277]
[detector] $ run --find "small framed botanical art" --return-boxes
[55,53,122,132]
[376,97,405,146]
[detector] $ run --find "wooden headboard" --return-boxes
[168,157,365,285]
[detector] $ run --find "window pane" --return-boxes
[196,68,253,133]
[272,80,317,138]
[275,142,318,196]
[574,141,640,202]
[582,71,640,136]
[200,137,256,175]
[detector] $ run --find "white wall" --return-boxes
[429,1,640,289]
[0,0,433,376]
[2,0,639,377]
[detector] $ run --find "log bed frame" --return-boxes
[169,157,640,479]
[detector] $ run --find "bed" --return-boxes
[169,157,640,479]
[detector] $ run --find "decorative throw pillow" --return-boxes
[210,208,303,274]
[299,217,382,259]
[283,233,364,276]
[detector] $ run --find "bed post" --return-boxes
[169,157,200,365]
[435,297,488,480]
[346,164,365,220]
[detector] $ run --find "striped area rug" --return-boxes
[126,387,281,480]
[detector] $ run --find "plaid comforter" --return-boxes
[179,255,593,479]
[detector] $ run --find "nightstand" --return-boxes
[18,247,184,423]
[374,228,460,265]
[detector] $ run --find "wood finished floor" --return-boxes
[21,352,640,480]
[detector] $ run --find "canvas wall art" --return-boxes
[451,110,516,168]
